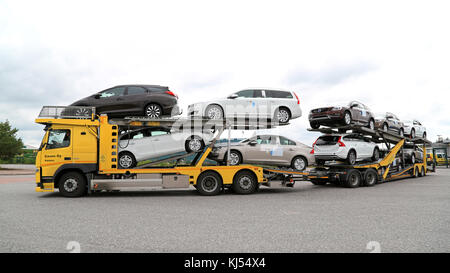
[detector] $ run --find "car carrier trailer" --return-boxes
[35,106,283,197]
[262,125,434,188]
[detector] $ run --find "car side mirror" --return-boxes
[228,94,238,99]
[94,94,100,99]
[249,140,258,146]
[386,115,393,119]
[351,104,358,108]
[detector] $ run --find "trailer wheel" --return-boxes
[196,171,223,196]
[58,171,87,197]
[344,169,361,188]
[414,167,420,178]
[363,169,378,187]
[232,170,258,194]
[420,167,425,177]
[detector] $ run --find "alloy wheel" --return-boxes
[293,157,306,171]
[146,104,161,118]
[119,154,133,168]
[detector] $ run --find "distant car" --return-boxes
[312,133,380,165]
[70,85,181,118]
[374,112,405,136]
[309,101,375,130]
[403,146,424,164]
[118,127,214,168]
[403,119,426,139]
[208,134,314,171]
[188,88,302,124]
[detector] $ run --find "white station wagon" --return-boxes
[188,88,302,124]
[118,127,214,168]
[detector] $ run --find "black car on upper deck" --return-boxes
[70,85,181,118]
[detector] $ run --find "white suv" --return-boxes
[188,88,302,124]
[312,133,380,165]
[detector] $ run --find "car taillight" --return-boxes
[166,91,178,99]
[310,149,314,154]
[293,92,300,105]
[338,136,345,147]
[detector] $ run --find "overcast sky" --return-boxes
[1,0,449,147]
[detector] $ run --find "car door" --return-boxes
[279,136,298,164]
[149,127,182,157]
[121,129,154,161]
[245,135,278,164]
[264,90,295,119]
[121,86,148,115]
[343,134,363,160]
[96,86,126,114]
[349,101,363,122]
[227,90,257,118]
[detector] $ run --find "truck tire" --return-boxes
[58,171,87,197]
[414,167,420,178]
[363,169,378,187]
[344,169,361,188]
[196,171,222,196]
[232,170,258,194]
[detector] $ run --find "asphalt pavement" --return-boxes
[0,169,449,253]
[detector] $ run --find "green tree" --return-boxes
[0,120,24,160]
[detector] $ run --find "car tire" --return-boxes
[411,128,416,139]
[368,119,375,130]
[291,156,307,171]
[344,169,361,188]
[232,170,258,194]
[275,107,290,124]
[310,122,320,129]
[420,167,425,177]
[343,111,352,126]
[423,132,427,139]
[196,171,223,196]
[118,152,137,169]
[410,153,416,164]
[383,123,389,132]
[399,128,404,137]
[225,150,242,166]
[58,172,87,197]
[205,104,224,120]
[185,136,205,153]
[145,103,162,118]
[372,147,380,162]
[347,150,357,165]
[363,169,378,187]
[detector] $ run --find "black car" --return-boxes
[70,85,181,118]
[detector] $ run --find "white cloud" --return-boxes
[0,0,449,147]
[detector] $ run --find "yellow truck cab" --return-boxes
[35,106,267,197]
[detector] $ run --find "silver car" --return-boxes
[403,119,426,139]
[188,88,302,124]
[313,133,380,165]
[208,134,315,171]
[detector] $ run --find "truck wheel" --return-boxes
[232,170,258,194]
[196,171,222,196]
[58,172,87,197]
[420,167,425,177]
[344,169,361,188]
[363,169,378,187]
[414,167,419,178]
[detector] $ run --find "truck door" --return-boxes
[40,127,73,178]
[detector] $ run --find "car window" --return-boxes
[127,86,147,95]
[47,129,70,149]
[265,90,293,99]
[280,136,296,145]
[132,132,144,139]
[256,135,272,144]
[236,90,254,98]
[100,87,125,98]
[253,90,263,98]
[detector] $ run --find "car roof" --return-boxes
[239,88,293,93]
